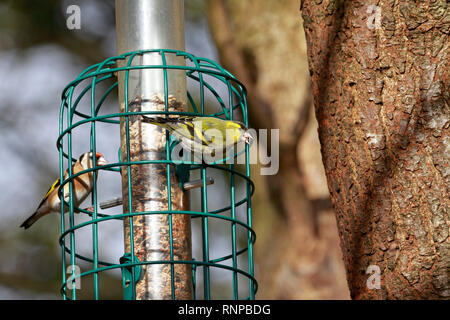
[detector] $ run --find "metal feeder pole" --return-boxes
[115,0,192,299]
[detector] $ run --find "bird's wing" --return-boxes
[140,115,198,139]
[141,115,219,148]
[171,118,214,146]
[171,122,197,141]
[37,178,60,209]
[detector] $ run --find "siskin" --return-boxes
[20,152,108,229]
[140,115,254,156]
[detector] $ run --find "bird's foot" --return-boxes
[85,206,94,213]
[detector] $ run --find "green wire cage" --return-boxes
[57,49,256,300]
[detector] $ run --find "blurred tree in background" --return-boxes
[206,0,349,299]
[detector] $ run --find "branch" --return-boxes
[205,0,274,130]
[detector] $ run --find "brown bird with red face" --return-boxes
[20,152,108,229]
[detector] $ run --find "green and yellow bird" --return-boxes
[140,115,254,155]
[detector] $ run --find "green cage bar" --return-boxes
[57,36,256,300]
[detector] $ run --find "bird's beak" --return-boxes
[97,156,108,166]
[243,132,253,145]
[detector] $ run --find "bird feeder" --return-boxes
[57,0,256,300]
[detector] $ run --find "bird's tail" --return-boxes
[141,115,176,124]
[20,211,45,229]
[142,115,171,123]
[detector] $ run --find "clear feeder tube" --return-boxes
[115,0,192,299]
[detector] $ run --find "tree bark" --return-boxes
[301,0,449,299]
[207,0,349,299]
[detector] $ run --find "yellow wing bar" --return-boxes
[37,178,60,209]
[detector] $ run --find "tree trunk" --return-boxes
[207,0,349,299]
[301,0,449,299]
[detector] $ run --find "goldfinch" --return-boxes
[140,115,254,155]
[20,152,108,229]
